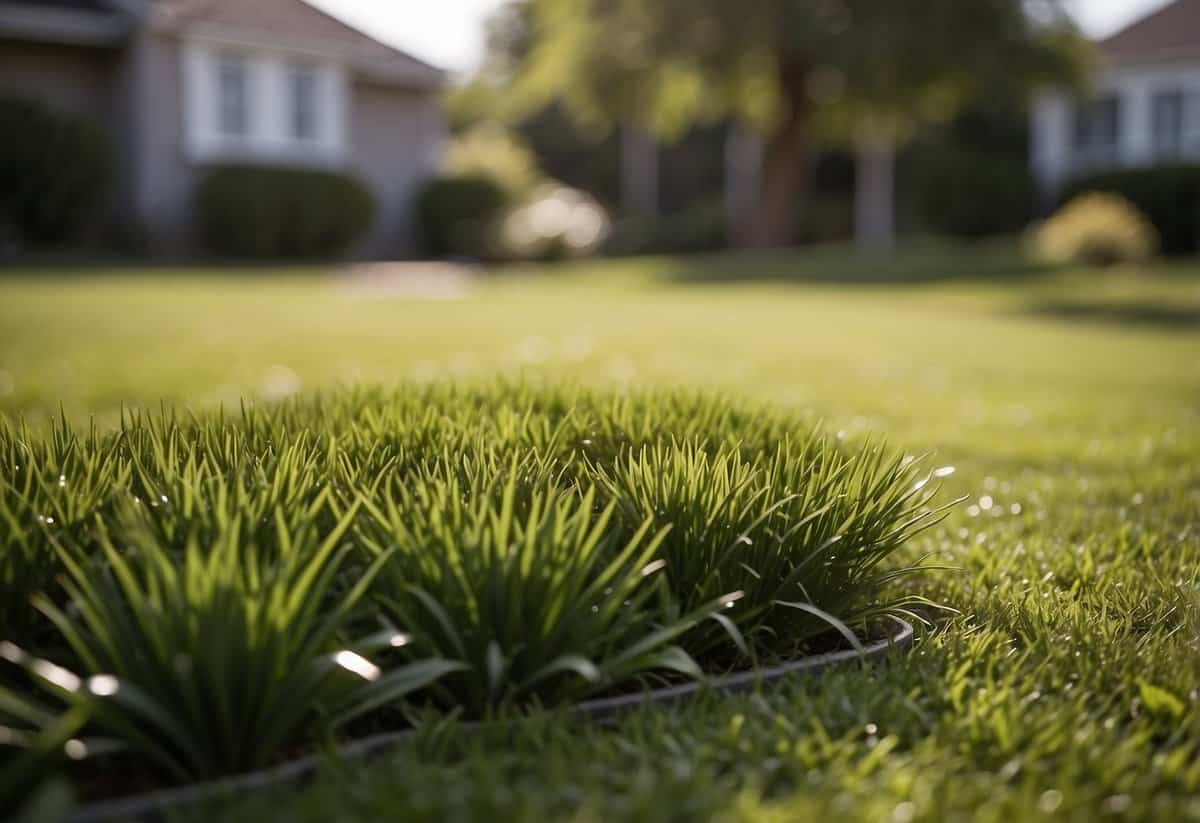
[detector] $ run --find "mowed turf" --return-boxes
[1,247,1199,822]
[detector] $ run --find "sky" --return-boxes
[309,0,1175,75]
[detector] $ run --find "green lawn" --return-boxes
[2,248,1200,821]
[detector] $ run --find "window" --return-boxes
[215,55,250,138]
[1073,95,1120,161]
[288,64,319,142]
[1152,90,1185,158]
[185,42,346,163]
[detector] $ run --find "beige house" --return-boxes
[0,0,446,256]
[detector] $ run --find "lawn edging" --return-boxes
[66,618,913,823]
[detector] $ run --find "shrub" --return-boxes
[1061,165,1200,256]
[605,202,727,256]
[413,174,512,259]
[1030,192,1159,266]
[445,124,542,197]
[913,149,1034,238]
[500,183,611,260]
[196,165,375,258]
[0,95,112,249]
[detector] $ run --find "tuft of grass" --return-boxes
[0,385,944,793]
[596,438,955,658]
[4,501,459,782]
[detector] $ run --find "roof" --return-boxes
[150,0,444,89]
[1099,0,1200,62]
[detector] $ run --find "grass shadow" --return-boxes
[650,242,1058,287]
[1022,298,1200,331]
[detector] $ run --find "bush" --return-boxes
[413,174,512,259]
[913,149,1034,238]
[1060,165,1200,256]
[605,202,727,256]
[445,123,542,197]
[1030,192,1159,266]
[501,183,610,261]
[0,95,112,249]
[196,165,375,258]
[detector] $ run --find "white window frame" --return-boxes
[214,53,251,138]
[183,39,348,166]
[287,62,321,143]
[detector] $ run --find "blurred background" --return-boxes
[0,0,1197,425]
[0,0,1197,264]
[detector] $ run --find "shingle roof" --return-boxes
[1099,0,1200,60]
[151,0,444,88]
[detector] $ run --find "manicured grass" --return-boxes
[2,246,1199,821]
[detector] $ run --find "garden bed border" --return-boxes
[66,618,913,823]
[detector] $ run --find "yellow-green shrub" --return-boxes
[1030,192,1159,266]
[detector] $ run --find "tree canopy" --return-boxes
[472,0,1089,245]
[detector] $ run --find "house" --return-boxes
[0,0,446,256]
[1031,0,1200,199]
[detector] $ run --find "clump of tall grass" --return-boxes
[596,438,955,659]
[0,383,953,795]
[352,456,717,715]
[3,503,459,782]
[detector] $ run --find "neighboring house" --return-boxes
[1031,0,1200,199]
[0,0,445,256]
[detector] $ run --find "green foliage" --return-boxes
[490,0,1084,143]
[0,384,945,790]
[413,174,513,258]
[596,439,950,657]
[446,124,544,197]
[0,95,112,249]
[5,507,456,782]
[355,464,709,714]
[913,149,1033,238]
[196,165,375,259]
[1061,164,1200,256]
[1031,192,1159,266]
[606,202,727,256]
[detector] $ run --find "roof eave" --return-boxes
[0,2,131,46]
[1100,44,1200,66]
[165,21,446,91]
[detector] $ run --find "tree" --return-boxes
[487,0,1086,247]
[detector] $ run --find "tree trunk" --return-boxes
[854,133,896,254]
[736,63,811,248]
[620,124,659,218]
[724,123,763,238]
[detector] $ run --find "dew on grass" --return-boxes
[1010,503,1023,515]
[979,495,994,511]
[334,650,381,682]
[58,474,66,488]
[88,675,119,696]
[33,659,81,692]
[64,739,88,760]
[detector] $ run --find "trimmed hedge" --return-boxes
[196,165,375,258]
[0,95,112,248]
[1061,165,1200,256]
[914,149,1034,239]
[413,174,511,258]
